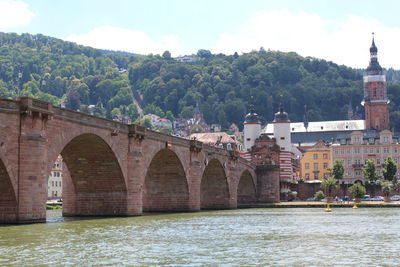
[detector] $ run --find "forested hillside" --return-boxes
[1,32,400,130]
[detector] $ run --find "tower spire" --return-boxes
[367,32,382,75]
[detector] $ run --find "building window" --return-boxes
[370,148,374,153]
[369,138,375,144]
[334,149,338,155]
[341,149,344,155]
[305,174,310,179]
[324,173,330,179]
[323,163,328,169]
[364,148,368,153]
[226,143,232,150]
[384,147,389,154]
[280,137,285,140]
[313,153,318,159]
[52,181,54,186]
[376,148,380,153]
[394,147,398,154]
[314,163,318,170]
[355,170,361,176]
[377,158,381,165]
[305,163,310,169]
[347,170,352,176]
[384,137,389,143]
[314,173,319,179]
[347,159,351,166]
[323,153,328,159]
[347,148,351,154]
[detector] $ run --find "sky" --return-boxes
[1,0,400,69]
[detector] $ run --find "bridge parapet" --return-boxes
[53,104,129,133]
[19,97,54,116]
[0,98,19,113]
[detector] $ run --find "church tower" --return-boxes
[362,34,390,131]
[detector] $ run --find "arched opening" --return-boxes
[0,158,17,223]
[354,180,364,185]
[201,159,230,209]
[237,170,257,204]
[143,149,189,211]
[59,134,127,216]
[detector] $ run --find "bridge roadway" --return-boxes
[0,98,279,224]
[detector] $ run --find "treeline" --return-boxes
[0,32,140,119]
[1,32,400,131]
[130,49,364,128]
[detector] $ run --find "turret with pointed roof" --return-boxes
[366,33,383,76]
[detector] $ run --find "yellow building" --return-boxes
[300,141,331,181]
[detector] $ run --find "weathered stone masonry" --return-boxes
[0,98,279,224]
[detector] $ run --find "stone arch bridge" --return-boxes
[0,98,279,223]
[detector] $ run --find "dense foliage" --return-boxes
[0,32,139,119]
[1,32,400,131]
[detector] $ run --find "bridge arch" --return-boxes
[237,170,257,204]
[143,148,189,211]
[200,158,230,209]
[0,157,17,223]
[58,133,127,216]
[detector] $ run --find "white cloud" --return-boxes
[212,10,400,69]
[65,26,184,56]
[0,0,34,30]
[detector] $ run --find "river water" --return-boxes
[0,208,399,266]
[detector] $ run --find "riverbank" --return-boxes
[239,201,400,208]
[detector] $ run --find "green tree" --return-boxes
[362,159,379,197]
[143,104,165,117]
[111,107,121,117]
[330,159,344,181]
[162,50,171,60]
[330,159,345,196]
[135,116,153,129]
[314,190,325,200]
[126,103,139,121]
[380,181,393,201]
[349,183,366,201]
[382,157,397,183]
[156,125,172,134]
[321,177,339,198]
[179,106,194,119]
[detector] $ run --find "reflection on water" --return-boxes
[0,208,399,266]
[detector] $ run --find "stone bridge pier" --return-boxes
[0,98,279,224]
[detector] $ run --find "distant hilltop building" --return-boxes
[175,55,201,63]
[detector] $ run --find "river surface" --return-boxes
[0,208,399,266]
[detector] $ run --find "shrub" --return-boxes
[314,190,325,200]
[348,183,366,199]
